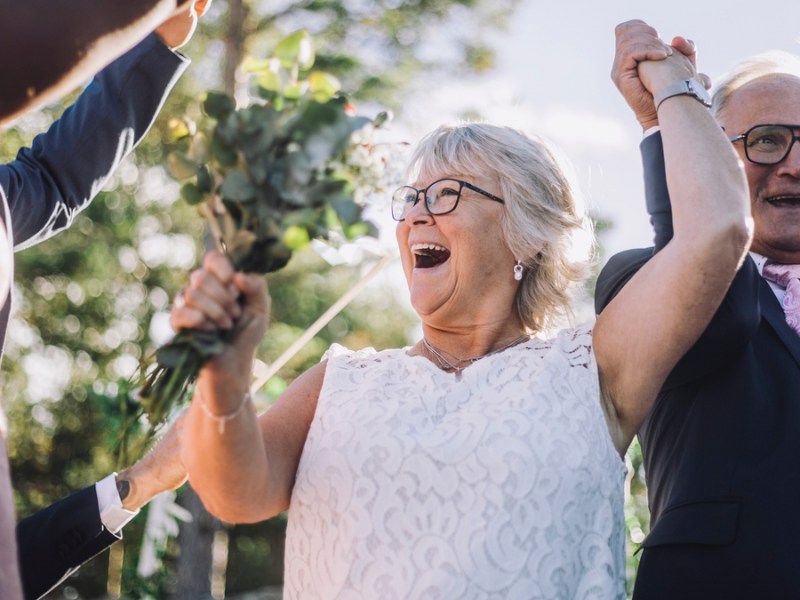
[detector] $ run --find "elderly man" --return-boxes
[0,1,206,596]
[597,20,800,599]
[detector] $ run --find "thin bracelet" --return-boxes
[196,388,252,434]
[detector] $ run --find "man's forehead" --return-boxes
[723,74,800,127]
[735,72,800,93]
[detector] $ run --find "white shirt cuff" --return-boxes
[97,473,139,534]
[643,125,661,138]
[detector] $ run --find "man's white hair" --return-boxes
[712,50,800,120]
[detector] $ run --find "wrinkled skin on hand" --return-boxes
[611,20,708,131]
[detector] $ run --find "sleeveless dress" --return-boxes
[284,325,627,599]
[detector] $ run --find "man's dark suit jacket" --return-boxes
[16,486,118,599]
[596,132,800,599]
[2,34,187,599]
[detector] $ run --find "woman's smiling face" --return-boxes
[395,170,519,328]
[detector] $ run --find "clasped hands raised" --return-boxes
[612,19,712,131]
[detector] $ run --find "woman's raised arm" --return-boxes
[594,22,752,454]
[175,251,324,523]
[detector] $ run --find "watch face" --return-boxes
[687,80,712,106]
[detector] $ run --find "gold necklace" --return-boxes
[422,334,530,377]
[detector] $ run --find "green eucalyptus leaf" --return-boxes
[180,182,205,205]
[275,30,315,70]
[248,161,270,185]
[196,166,213,193]
[257,69,284,94]
[286,150,313,190]
[203,92,236,120]
[307,178,349,204]
[215,115,240,145]
[241,56,273,73]
[220,171,257,202]
[267,159,288,197]
[240,109,278,159]
[211,137,237,167]
[282,207,319,229]
[283,82,307,101]
[329,198,361,225]
[298,101,338,129]
[323,202,343,230]
[308,72,341,102]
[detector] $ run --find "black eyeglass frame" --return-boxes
[391,178,505,221]
[728,123,800,166]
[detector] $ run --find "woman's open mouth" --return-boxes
[411,243,451,269]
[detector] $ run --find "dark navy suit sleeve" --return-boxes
[3,34,186,599]
[593,134,670,315]
[0,33,188,251]
[595,131,760,388]
[642,131,673,253]
[16,486,120,600]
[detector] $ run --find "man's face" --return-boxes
[719,74,800,264]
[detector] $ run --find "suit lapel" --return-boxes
[759,279,800,368]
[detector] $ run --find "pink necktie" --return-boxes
[762,262,800,337]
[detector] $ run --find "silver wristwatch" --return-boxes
[653,79,712,110]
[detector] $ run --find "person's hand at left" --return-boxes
[155,0,212,50]
[116,414,188,511]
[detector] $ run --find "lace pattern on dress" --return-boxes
[284,323,626,599]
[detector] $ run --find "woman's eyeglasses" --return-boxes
[391,178,504,221]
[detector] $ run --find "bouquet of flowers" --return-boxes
[136,30,390,428]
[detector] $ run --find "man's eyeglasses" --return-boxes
[391,178,504,221]
[729,124,800,166]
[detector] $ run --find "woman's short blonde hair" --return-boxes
[405,122,593,334]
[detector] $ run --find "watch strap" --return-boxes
[653,79,712,110]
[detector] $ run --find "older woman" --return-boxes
[175,46,750,598]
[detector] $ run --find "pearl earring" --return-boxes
[513,260,524,281]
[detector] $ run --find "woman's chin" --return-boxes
[408,289,447,319]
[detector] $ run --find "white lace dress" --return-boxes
[284,325,627,599]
